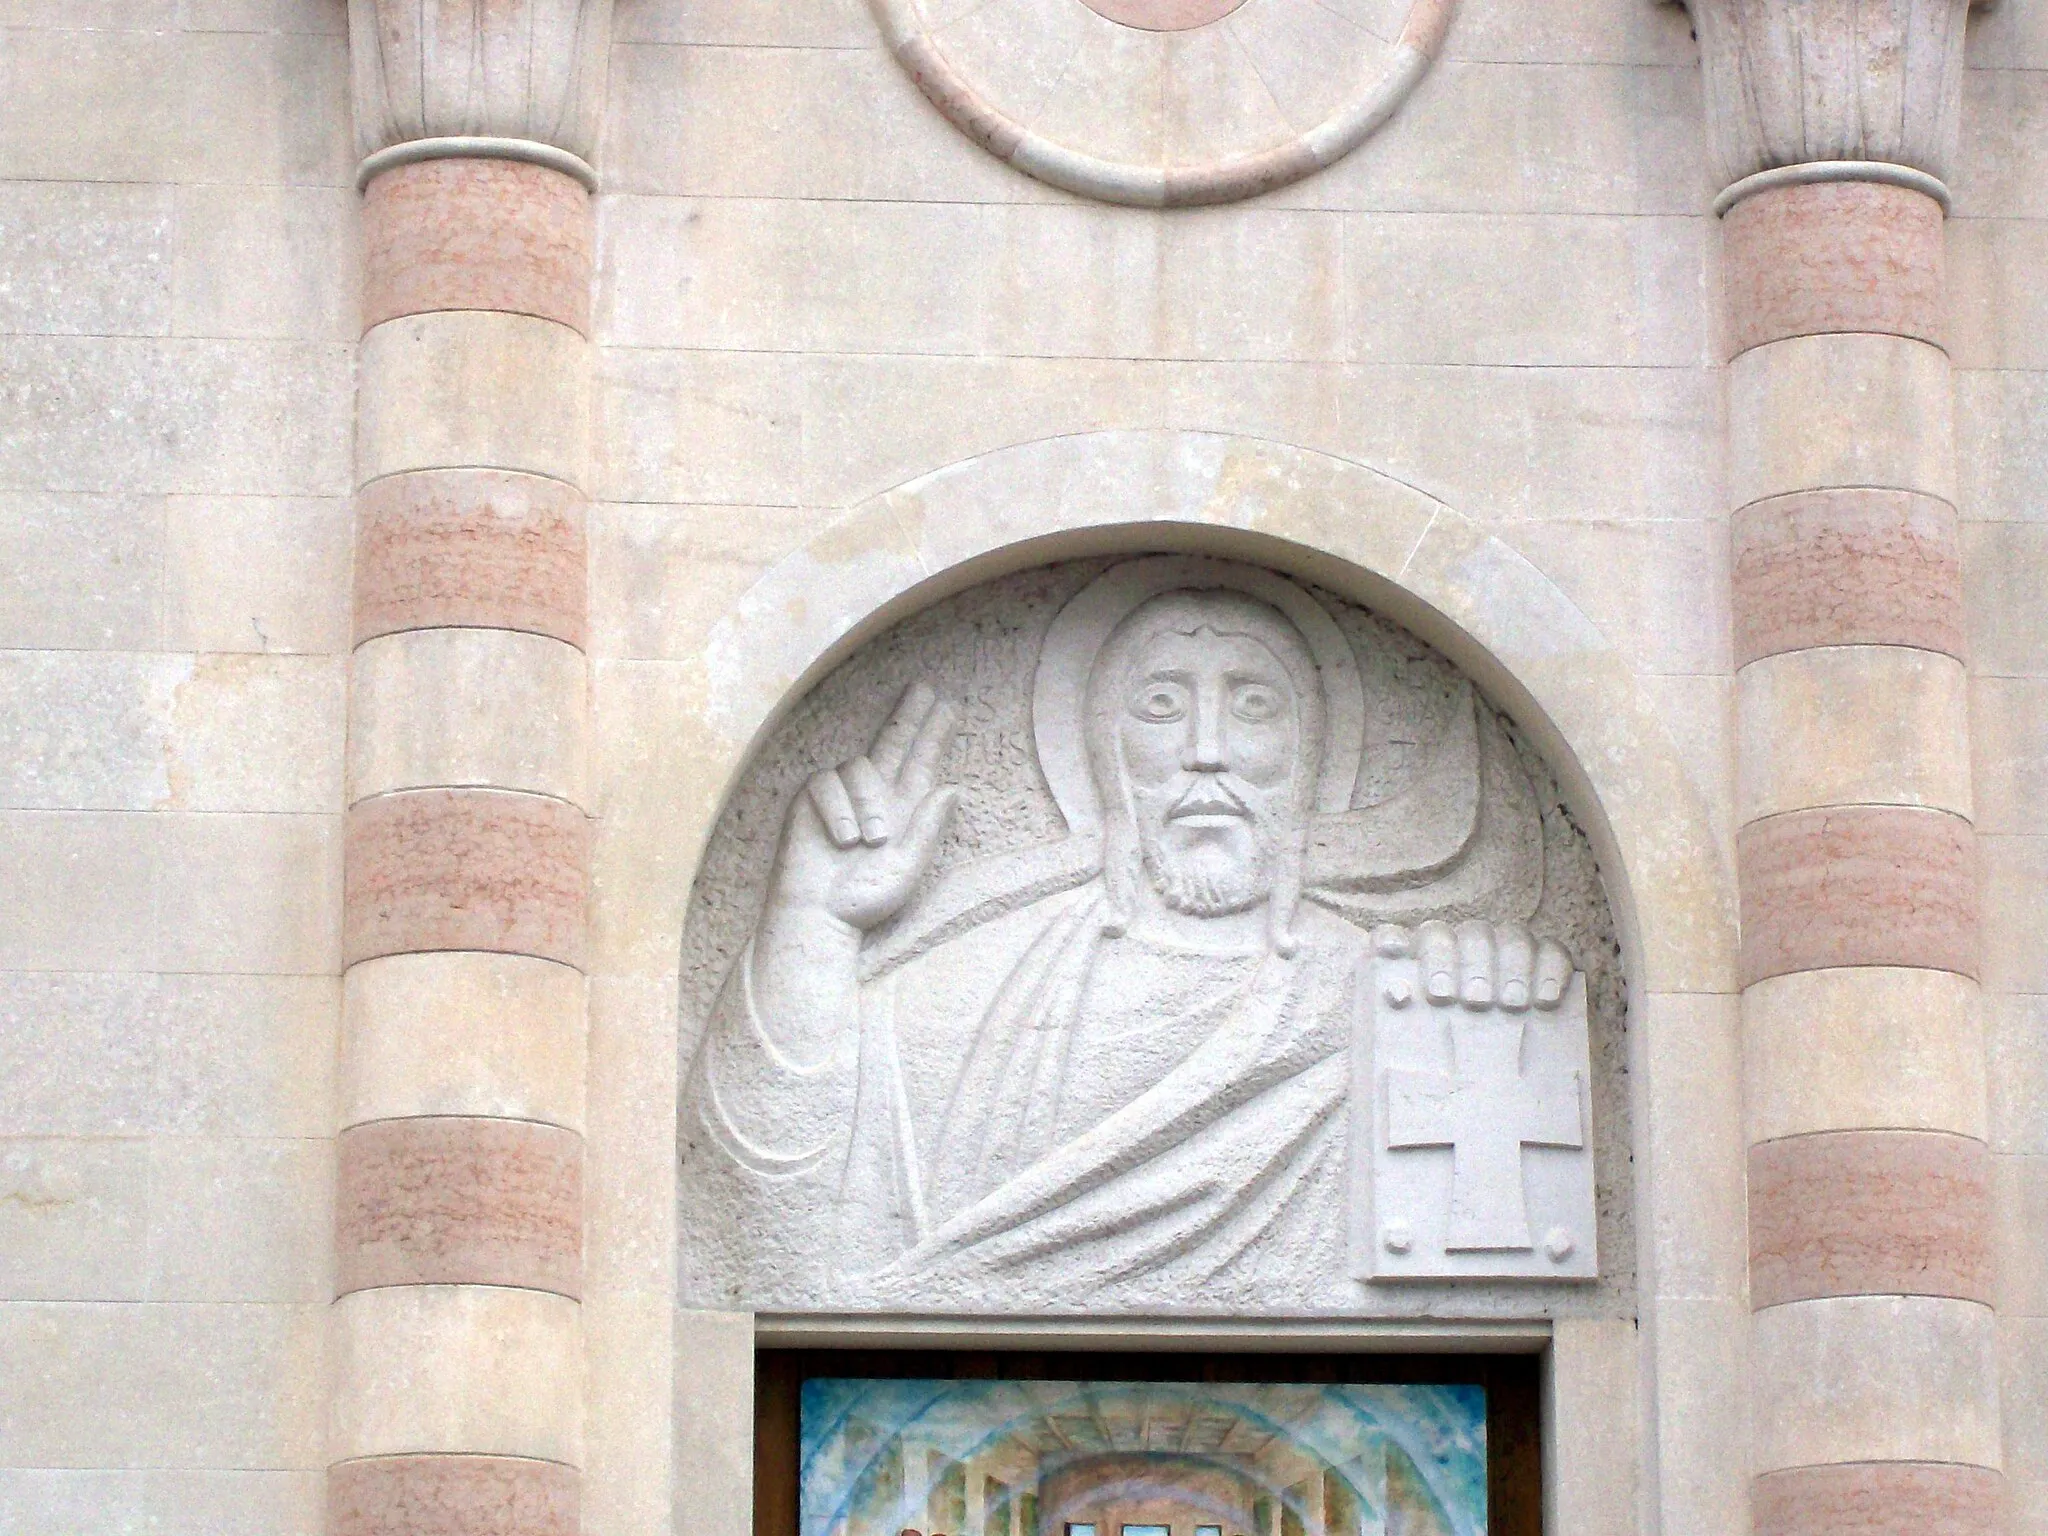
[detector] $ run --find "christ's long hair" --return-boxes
[1082,588,1326,956]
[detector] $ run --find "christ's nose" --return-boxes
[1182,695,1227,772]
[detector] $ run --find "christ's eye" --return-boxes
[1232,683,1283,723]
[1130,682,1188,723]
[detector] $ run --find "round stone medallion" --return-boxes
[1081,0,1249,30]
[876,0,1453,206]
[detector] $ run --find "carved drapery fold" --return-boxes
[348,0,613,163]
[1685,0,1972,191]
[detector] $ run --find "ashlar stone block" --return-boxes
[1751,1294,2002,1473]
[348,628,588,806]
[1729,332,1955,508]
[341,951,585,1132]
[1737,645,1972,823]
[357,311,589,488]
[328,1284,582,1464]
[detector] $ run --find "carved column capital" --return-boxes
[1682,0,1973,209]
[348,0,613,189]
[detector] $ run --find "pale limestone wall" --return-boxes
[590,4,1738,1536]
[0,4,356,1533]
[1956,7,2048,1529]
[0,0,2042,1534]
[585,3,1753,1536]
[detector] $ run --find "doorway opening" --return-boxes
[755,1348,1541,1536]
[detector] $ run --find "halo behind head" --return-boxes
[1034,556,1365,848]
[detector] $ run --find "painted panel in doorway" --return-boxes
[800,1378,1487,1536]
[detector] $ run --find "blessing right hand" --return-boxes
[769,681,963,934]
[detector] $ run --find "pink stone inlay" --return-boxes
[354,469,587,650]
[1754,1462,2005,1536]
[1164,140,1321,208]
[1749,1130,1993,1308]
[1722,180,1946,358]
[1731,488,1963,667]
[1080,0,1247,30]
[336,1117,583,1298]
[344,788,590,970]
[330,1455,579,1536]
[1737,805,1978,987]
[363,157,593,337]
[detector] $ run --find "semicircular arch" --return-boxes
[682,428,1735,999]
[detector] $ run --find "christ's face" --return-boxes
[1115,626,1305,917]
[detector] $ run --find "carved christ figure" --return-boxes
[683,558,1571,1307]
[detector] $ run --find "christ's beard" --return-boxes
[1137,819,1275,917]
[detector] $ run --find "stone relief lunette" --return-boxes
[678,557,1616,1313]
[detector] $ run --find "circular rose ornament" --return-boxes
[873,0,1454,206]
[1081,0,1249,28]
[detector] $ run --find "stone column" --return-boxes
[1691,2,2005,1533]
[329,5,608,1535]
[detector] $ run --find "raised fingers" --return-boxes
[841,756,894,846]
[1535,938,1574,1009]
[896,695,962,801]
[806,768,861,849]
[869,682,936,780]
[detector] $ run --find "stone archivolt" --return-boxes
[872,0,1455,206]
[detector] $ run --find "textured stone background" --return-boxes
[0,0,2045,1532]
[677,558,1635,1320]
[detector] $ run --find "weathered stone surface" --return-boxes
[1751,1294,2002,1472]
[1737,805,1978,985]
[0,1469,324,1536]
[1744,967,1984,1141]
[344,788,590,969]
[146,1137,334,1303]
[330,1454,578,1536]
[1078,0,1246,29]
[1731,489,1963,666]
[861,0,1447,206]
[1685,0,1972,188]
[677,555,1621,1315]
[341,952,585,1132]
[354,469,587,648]
[1721,180,1945,355]
[1749,1130,1993,1307]
[0,1302,325,1469]
[167,496,353,656]
[349,0,612,162]
[363,158,591,335]
[1365,960,1597,1281]
[1736,645,1970,822]
[336,1117,582,1296]
[349,628,588,806]
[1728,332,1955,509]
[356,312,590,488]
[1753,1462,2006,1536]
[328,1284,582,1463]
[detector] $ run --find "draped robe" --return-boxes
[682,878,1368,1311]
